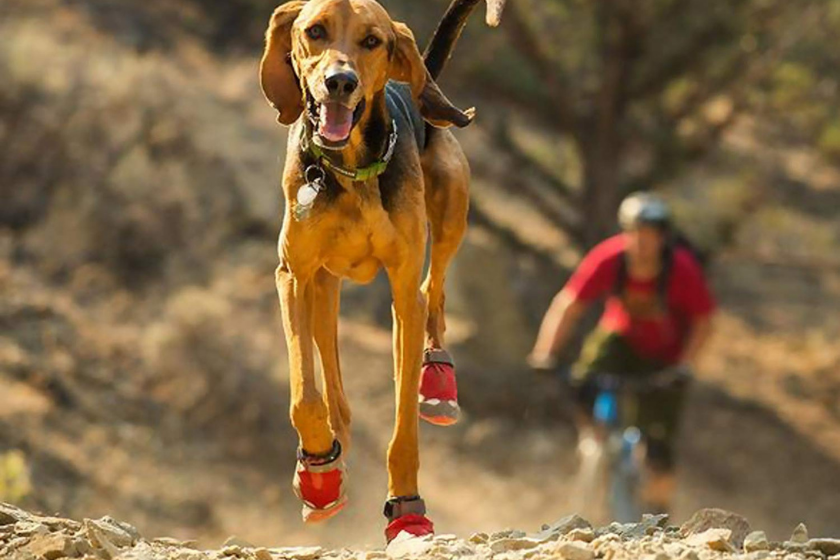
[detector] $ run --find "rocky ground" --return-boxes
[3,503,840,560]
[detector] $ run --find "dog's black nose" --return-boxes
[325,69,358,97]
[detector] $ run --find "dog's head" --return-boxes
[260,0,472,148]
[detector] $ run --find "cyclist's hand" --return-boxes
[527,352,558,372]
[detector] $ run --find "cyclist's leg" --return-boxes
[637,382,688,514]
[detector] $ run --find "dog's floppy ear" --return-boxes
[260,1,307,125]
[389,22,474,129]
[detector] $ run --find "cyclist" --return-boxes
[528,192,716,514]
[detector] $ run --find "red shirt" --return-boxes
[565,234,715,364]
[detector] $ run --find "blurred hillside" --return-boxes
[2,0,840,550]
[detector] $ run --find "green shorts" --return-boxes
[572,328,687,471]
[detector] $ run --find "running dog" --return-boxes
[259,0,505,541]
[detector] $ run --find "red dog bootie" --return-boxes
[293,440,347,523]
[384,496,435,543]
[419,349,460,426]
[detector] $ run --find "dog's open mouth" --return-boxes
[308,94,366,149]
[319,102,353,143]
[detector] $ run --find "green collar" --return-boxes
[304,119,398,182]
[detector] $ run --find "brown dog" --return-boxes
[259,0,505,541]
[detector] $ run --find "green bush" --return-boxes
[0,450,32,504]
[818,121,840,161]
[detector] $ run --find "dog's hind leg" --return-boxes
[417,129,470,426]
[312,267,352,450]
[422,130,469,349]
[277,261,347,523]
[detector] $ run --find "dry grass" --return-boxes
[0,4,282,288]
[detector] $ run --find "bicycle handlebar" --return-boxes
[585,366,692,392]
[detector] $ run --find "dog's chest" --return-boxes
[318,201,397,284]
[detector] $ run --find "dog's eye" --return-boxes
[306,24,327,41]
[362,35,382,50]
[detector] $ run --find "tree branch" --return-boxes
[625,8,792,196]
[468,199,571,266]
[472,162,582,242]
[630,24,728,101]
[667,53,751,123]
[493,120,579,205]
[622,96,747,196]
[468,74,562,124]
[502,2,579,134]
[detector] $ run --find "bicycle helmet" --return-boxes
[618,192,671,231]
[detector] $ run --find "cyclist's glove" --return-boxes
[527,353,558,372]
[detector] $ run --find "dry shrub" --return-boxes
[143,288,290,456]
[0,16,254,286]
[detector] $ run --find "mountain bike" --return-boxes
[570,367,691,523]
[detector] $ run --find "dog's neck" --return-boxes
[304,90,391,178]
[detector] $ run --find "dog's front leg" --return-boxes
[276,261,334,455]
[312,268,352,450]
[278,260,348,522]
[384,258,428,499]
[382,254,436,541]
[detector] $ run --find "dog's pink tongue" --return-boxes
[319,103,353,143]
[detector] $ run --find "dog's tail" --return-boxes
[423,0,506,81]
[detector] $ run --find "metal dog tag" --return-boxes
[294,165,326,221]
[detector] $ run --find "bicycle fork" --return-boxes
[594,390,647,523]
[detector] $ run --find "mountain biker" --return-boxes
[528,192,716,515]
